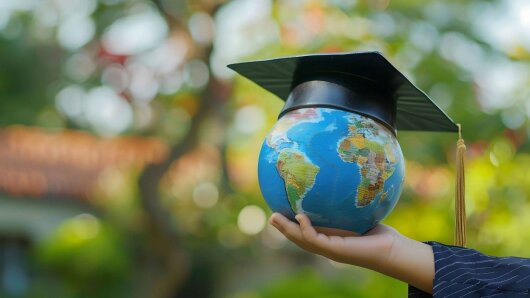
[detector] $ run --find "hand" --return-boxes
[269,213,399,269]
[269,213,434,294]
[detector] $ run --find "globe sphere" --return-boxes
[258,107,405,234]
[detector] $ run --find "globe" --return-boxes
[258,107,405,234]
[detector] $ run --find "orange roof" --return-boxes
[0,126,168,200]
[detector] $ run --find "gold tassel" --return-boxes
[455,124,467,247]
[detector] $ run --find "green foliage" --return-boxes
[226,268,406,298]
[0,36,62,126]
[35,215,131,297]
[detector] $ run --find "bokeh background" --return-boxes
[0,0,529,297]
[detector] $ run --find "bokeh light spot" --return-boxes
[234,105,265,134]
[102,12,168,55]
[188,12,215,45]
[84,86,133,135]
[55,85,85,118]
[184,60,209,89]
[192,182,219,209]
[57,15,95,50]
[237,205,266,235]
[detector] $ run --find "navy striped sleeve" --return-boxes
[408,241,530,297]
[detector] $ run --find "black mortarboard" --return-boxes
[227,51,458,134]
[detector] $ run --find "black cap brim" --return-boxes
[227,51,458,132]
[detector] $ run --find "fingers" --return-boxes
[296,214,328,246]
[269,213,338,255]
[295,214,340,253]
[269,213,305,245]
[269,213,326,253]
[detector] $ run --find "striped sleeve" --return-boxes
[408,241,530,297]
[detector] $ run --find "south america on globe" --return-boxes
[258,107,404,234]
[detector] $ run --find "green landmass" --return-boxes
[276,149,320,212]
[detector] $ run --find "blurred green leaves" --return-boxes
[226,267,406,298]
[36,214,129,281]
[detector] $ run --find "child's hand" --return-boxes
[269,212,434,294]
[269,213,398,268]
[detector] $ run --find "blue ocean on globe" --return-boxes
[258,107,405,234]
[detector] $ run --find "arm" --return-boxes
[272,213,530,297]
[270,213,435,293]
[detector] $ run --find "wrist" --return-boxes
[382,235,434,294]
[372,231,405,271]
[351,231,402,271]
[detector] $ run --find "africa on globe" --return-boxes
[258,107,405,234]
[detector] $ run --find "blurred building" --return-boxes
[0,125,168,295]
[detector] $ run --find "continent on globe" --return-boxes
[338,115,399,208]
[379,185,394,204]
[266,109,322,150]
[276,149,320,213]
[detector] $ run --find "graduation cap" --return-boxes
[228,51,467,247]
[227,51,458,135]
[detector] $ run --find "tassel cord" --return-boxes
[455,124,467,247]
